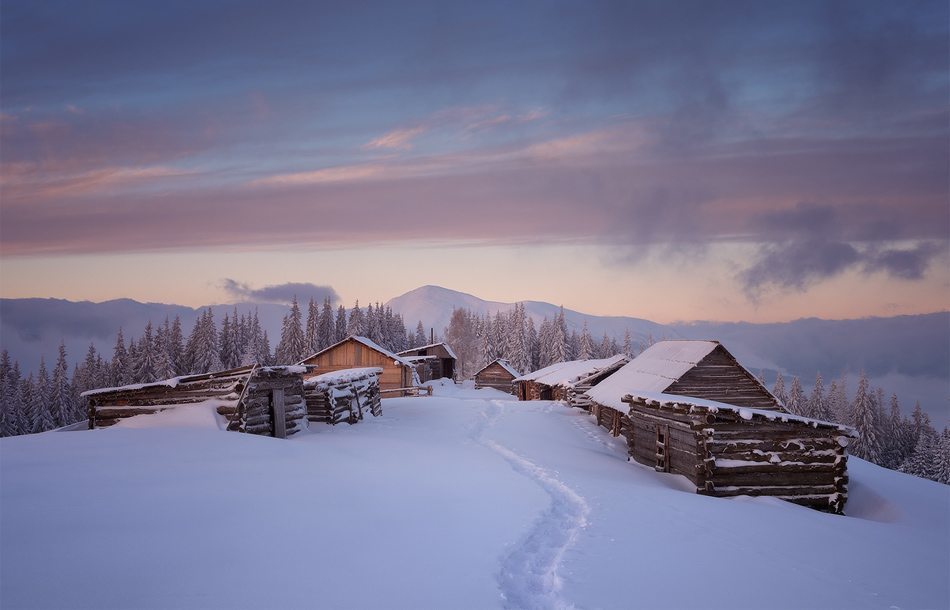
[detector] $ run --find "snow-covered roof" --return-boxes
[403,355,438,363]
[299,335,415,368]
[514,355,628,388]
[585,341,720,410]
[303,367,383,388]
[474,358,521,379]
[397,342,459,361]
[80,365,258,397]
[623,390,856,435]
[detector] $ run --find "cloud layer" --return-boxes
[221,280,339,306]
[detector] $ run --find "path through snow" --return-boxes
[472,399,591,610]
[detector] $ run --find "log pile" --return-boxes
[620,393,856,514]
[304,367,383,425]
[83,365,308,439]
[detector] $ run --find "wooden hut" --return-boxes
[299,336,417,397]
[473,359,521,393]
[397,342,457,383]
[585,341,781,437]
[82,365,308,438]
[304,367,383,425]
[513,355,629,402]
[620,392,856,514]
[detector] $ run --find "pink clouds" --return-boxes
[363,126,427,150]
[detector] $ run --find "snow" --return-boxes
[474,358,522,378]
[303,367,383,388]
[514,355,627,387]
[1,388,947,609]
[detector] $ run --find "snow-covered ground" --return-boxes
[2,382,947,609]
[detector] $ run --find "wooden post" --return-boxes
[272,389,286,439]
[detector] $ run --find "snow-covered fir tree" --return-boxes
[346,301,364,337]
[305,298,319,355]
[334,305,347,343]
[807,373,833,421]
[772,372,788,407]
[110,328,128,386]
[133,322,157,384]
[31,359,54,433]
[275,297,307,364]
[318,297,334,351]
[168,316,185,375]
[827,377,849,424]
[413,321,427,348]
[850,372,883,463]
[579,322,593,359]
[785,376,806,416]
[50,342,73,427]
[599,333,611,359]
[549,308,568,365]
[153,321,176,380]
[526,317,539,372]
[0,351,11,436]
[622,328,633,357]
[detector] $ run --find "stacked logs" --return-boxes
[304,367,383,425]
[83,365,308,439]
[620,394,856,514]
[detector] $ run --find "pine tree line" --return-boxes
[0,298,421,437]
[445,304,642,381]
[772,371,949,484]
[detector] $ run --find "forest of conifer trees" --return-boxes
[1,299,947,485]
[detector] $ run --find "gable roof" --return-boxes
[397,342,459,361]
[474,358,521,379]
[514,355,629,388]
[298,335,415,367]
[585,340,775,411]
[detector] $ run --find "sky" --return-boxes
[1,0,948,323]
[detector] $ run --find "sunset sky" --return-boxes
[1,0,947,323]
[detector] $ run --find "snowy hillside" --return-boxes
[2,386,947,609]
[386,285,672,344]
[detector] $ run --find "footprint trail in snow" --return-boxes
[473,400,591,610]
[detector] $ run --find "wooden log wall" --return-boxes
[300,339,411,395]
[304,371,383,426]
[234,369,307,438]
[86,367,252,429]
[621,397,853,514]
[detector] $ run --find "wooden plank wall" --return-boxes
[664,345,781,410]
[302,340,410,394]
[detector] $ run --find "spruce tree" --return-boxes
[772,372,788,408]
[318,297,334,351]
[579,322,593,359]
[599,333,611,359]
[134,322,157,383]
[807,373,832,421]
[335,305,347,342]
[51,342,73,427]
[623,329,633,357]
[550,308,567,365]
[0,351,10,436]
[786,376,805,416]
[526,317,539,372]
[305,297,319,355]
[275,297,306,363]
[850,372,883,463]
[413,321,427,348]
[346,300,364,336]
[168,316,185,375]
[6,363,24,436]
[32,360,54,433]
[110,328,128,386]
[153,323,175,380]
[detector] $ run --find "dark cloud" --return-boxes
[865,242,948,280]
[741,239,861,293]
[221,280,339,306]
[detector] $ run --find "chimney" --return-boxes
[430,328,434,344]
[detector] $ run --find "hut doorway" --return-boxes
[540,387,553,400]
[271,389,287,439]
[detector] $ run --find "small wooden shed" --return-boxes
[397,342,457,382]
[621,392,856,514]
[513,355,629,402]
[585,340,782,437]
[473,359,521,393]
[299,336,417,397]
[304,367,383,425]
[82,365,308,438]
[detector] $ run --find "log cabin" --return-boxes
[82,365,308,438]
[299,336,417,396]
[473,359,521,393]
[620,391,856,514]
[513,355,629,402]
[397,342,457,383]
[585,340,781,437]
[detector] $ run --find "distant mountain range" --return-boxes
[2,286,947,425]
